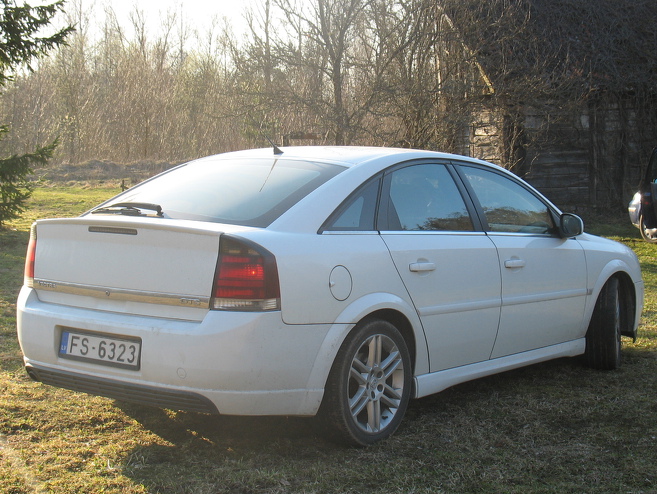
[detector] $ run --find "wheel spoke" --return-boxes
[367,334,383,367]
[380,384,402,409]
[349,387,369,417]
[349,351,371,418]
[350,360,369,385]
[352,354,370,373]
[367,398,382,432]
[380,350,401,378]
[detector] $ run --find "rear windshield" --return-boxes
[94,157,345,227]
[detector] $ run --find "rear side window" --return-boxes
[385,164,474,231]
[323,178,380,231]
[97,157,344,227]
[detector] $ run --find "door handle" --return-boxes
[409,262,436,272]
[504,259,526,269]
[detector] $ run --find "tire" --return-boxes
[639,215,657,243]
[320,319,412,446]
[584,278,622,370]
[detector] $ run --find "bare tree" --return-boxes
[252,0,413,145]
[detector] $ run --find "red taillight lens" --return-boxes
[216,254,266,299]
[24,224,37,287]
[211,236,280,311]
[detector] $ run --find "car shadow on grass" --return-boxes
[114,402,348,491]
[114,355,619,453]
[116,400,331,450]
[115,357,588,455]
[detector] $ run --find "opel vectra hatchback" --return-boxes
[17,146,643,445]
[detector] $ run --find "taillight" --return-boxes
[24,223,37,287]
[211,236,280,311]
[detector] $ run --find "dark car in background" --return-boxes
[629,147,657,242]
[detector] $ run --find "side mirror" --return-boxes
[559,213,584,238]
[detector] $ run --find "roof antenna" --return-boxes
[265,135,283,155]
[248,114,284,155]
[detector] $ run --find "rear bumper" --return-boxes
[25,363,219,414]
[17,286,331,416]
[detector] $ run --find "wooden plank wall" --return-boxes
[467,100,652,214]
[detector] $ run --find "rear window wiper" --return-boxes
[91,202,164,217]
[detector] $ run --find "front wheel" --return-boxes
[584,278,622,370]
[320,319,412,446]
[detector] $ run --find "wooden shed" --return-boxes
[439,0,657,212]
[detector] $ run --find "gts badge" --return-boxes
[180,298,202,307]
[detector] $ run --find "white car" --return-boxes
[17,146,643,446]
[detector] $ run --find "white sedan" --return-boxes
[17,146,643,446]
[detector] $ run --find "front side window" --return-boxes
[385,164,473,231]
[462,165,555,234]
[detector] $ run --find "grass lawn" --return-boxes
[1,184,656,493]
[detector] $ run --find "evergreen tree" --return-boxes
[0,0,72,225]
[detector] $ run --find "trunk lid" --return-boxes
[31,216,224,321]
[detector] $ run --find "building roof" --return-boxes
[441,0,657,96]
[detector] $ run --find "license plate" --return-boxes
[59,330,141,370]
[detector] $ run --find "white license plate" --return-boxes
[59,330,141,370]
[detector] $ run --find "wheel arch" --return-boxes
[587,270,638,341]
[585,247,641,319]
[358,309,418,374]
[304,293,429,411]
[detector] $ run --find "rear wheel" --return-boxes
[585,278,622,370]
[320,319,412,446]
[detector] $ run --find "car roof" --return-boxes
[204,145,494,169]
